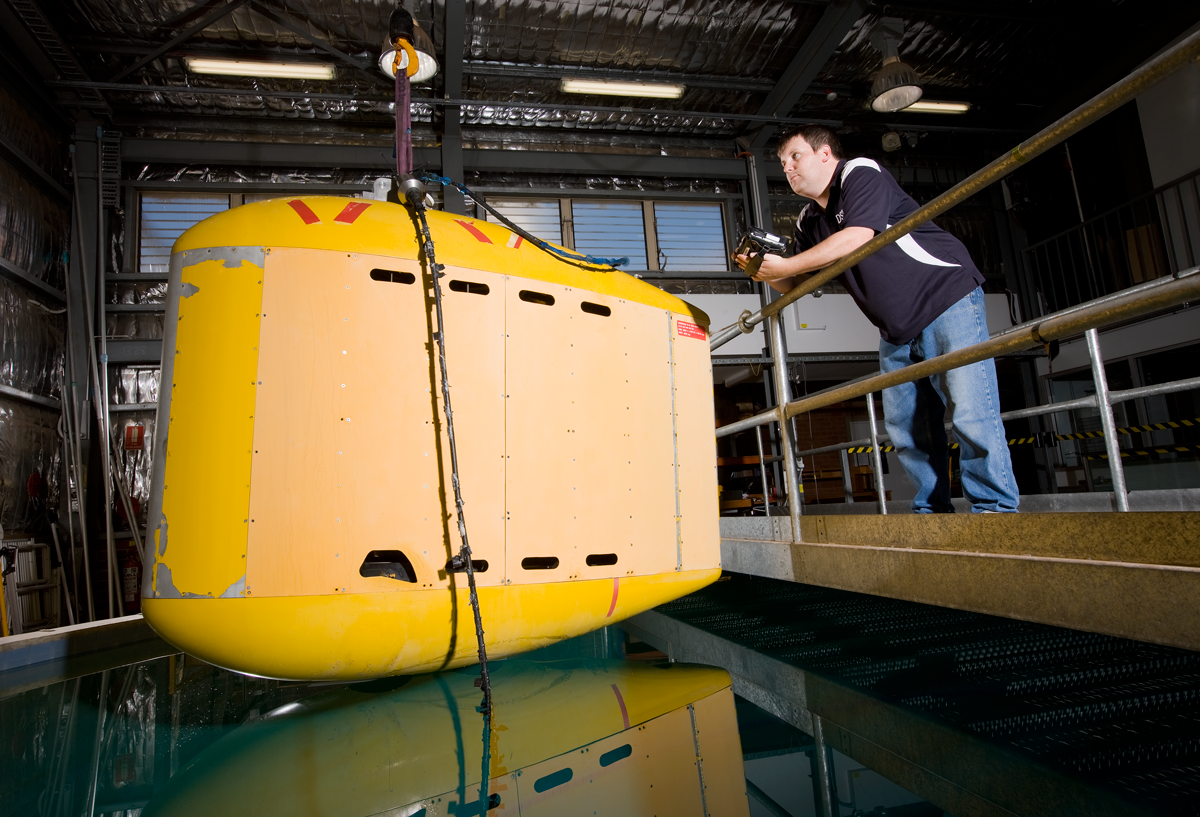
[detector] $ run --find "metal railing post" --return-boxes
[839,449,854,504]
[865,393,887,514]
[755,428,770,518]
[1085,328,1130,511]
[811,714,837,817]
[769,314,802,541]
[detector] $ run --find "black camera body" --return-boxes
[734,228,789,276]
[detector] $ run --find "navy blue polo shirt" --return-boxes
[793,158,984,345]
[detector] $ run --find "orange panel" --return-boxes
[513,705,707,815]
[504,280,676,585]
[690,687,752,816]
[671,314,722,572]
[246,248,505,598]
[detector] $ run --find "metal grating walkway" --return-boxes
[624,574,1200,817]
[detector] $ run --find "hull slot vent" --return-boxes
[359,550,417,582]
[521,556,559,570]
[599,744,632,767]
[449,280,490,295]
[580,301,611,316]
[445,558,489,573]
[370,269,416,284]
[519,290,555,306]
[586,553,618,566]
[533,768,573,793]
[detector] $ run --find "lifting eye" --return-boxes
[360,550,417,582]
[519,290,555,306]
[370,269,416,284]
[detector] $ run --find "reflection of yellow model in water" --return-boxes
[141,197,721,681]
[142,660,750,817]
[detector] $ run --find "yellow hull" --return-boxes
[143,196,722,679]
[143,569,718,680]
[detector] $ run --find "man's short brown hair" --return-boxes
[774,124,844,160]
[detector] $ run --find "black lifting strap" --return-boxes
[402,178,497,813]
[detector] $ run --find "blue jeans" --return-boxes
[879,287,1019,513]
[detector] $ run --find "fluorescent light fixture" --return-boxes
[901,100,972,114]
[560,78,684,99]
[184,57,336,80]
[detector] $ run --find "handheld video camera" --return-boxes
[734,228,789,277]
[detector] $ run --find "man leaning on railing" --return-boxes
[735,124,1019,514]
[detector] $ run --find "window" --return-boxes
[482,199,563,245]
[139,193,230,273]
[572,201,648,268]
[481,195,733,272]
[654,202,727,271]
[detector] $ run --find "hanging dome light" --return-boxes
[379,4,439,84]
[870,56,923,112]
[868,18,922,113]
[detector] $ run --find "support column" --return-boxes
[441,0,466,214]
[68,124,100,448]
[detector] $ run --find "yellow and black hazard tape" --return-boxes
[839,417,1199,455]
[1046,417,1198,443]
[1086,444,1200,461]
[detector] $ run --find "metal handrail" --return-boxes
[708,29,1200,353]
[1024,166,1200,254]
[718,266,1200,439]
[793,376,1200,458]
[717,267,1200,517]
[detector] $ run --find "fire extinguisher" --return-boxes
[121,549,141,615]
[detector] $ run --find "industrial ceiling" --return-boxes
[3,0,1197,157]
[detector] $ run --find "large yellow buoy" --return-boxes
[142,196,721,680]
[141,660,750,817]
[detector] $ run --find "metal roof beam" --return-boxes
[246,1,377,78]
[441,0,466,212]
[109,0,250,82]
[747,0,867,150]
[160,0,230,31]
[120,137,750,178]
[65,81,842,129]
[0,0,58,81]
[3,0,108,112]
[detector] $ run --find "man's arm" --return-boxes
[735,226,874,293]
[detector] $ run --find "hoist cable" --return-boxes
[406,189,495,814]
[419,173,630,269]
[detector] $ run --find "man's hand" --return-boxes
[735,250,801,290]
[735,225,873,293]
[748,253,794,282]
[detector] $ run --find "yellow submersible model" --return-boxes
[140,187,721,680]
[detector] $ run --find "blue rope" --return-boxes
[418,173,630,269]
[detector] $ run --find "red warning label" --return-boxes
[677,320,706,340]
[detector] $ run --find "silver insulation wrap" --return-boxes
[109,366,160,526]
[0,85,67,536]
